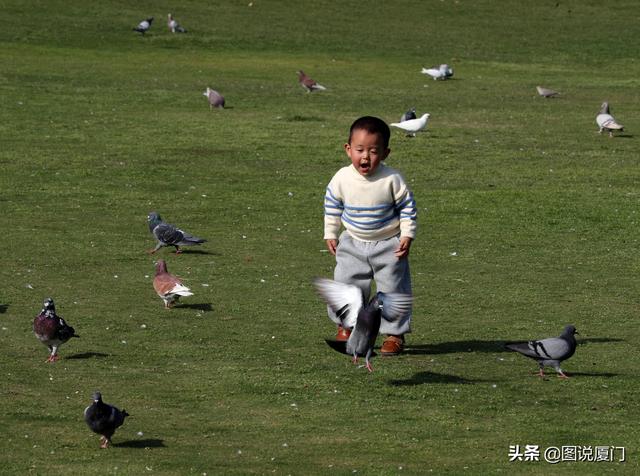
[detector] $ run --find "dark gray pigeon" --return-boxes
[400,107,417,123]
[33,298,79,363]
[314,278,412,372]
[147,212,206,254]
[133,17,153,35]
[505,325,578,378]
[84,392,129,448]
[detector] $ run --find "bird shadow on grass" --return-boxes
[176,249,218,256]
[67,352,110,360]
[177,303,213,312]
[404,340,509,355]
[114,439,165,448]
[0,304,8,314]
[578,337,624,345]
[567,372,619,378]
[389,371,486,386]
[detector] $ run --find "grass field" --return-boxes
[2,0,639,474]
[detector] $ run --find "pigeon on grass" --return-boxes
[390,113,430,137]
[84,392,129,449]
[596,102,624,137]
[536,86,560,98]
[421,64,453,80]
[133,17,153,35]
[297,70,327,92]
[147,212,206,254]
[313,278,412,372]
[153,260,193,308]
[33,298,79,363]
[203,87,225,109]
[505,325,578,379]
[400,107,417,123]
[167,13,187,33]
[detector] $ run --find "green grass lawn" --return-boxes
[1,0,639,474]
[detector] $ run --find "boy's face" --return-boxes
[344,129,390,177]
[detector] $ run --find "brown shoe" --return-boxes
[381,335,404,356]
[336,326,351,342]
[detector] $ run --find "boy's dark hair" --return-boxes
[348,116,391,148]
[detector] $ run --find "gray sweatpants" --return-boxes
[329,230,412,335]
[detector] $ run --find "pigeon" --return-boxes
[133,17,153,35]
[596,102,624,137]
[33,298,79,363]
[313,278,412,372]
[400,107,417,123]
[390,113,430,137]
[203,87,225,109]
[505,325,578,379]
[167,13,187,33]
[153,259,193,308]
[536,86,560,98]
[421,64,453,80]
[297,70,327,92]
[84,392,129,449]
[147,212,206,254]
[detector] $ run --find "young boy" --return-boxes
[323,116,417,355]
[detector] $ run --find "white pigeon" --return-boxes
[133,17,153,35]
[167,13,186,33]
[390,113,430,137]
[203,87,225,109]
[536,86,560,98]
[596,102,624,137]
[421,64,453,80]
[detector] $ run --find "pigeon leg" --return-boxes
[352,355,358,365]
[365,349,374,373]
[100,436,110,449]
[365,361,373,372]
[174,246,182,254]
[537,366,545,378]
[557,367,570,379]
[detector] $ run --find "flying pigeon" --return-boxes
[400,107,417,123]
[297,70,327,92]
[505,325,578,378]
[313,278,412,372]
[133,17,153,35]
[153,259,193,308]
[390,113,430,137]
[84,392,129,449]
[203,87,225,109]
[167,13,187,33]
[421,64,453,80]
[147,212,206,254]
[596,102,624,137]
[536,86,560,98]
[33,298,79,363]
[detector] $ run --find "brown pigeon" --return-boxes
[33,298,79,362]
[153,260,193,308]
[297,70,327,92]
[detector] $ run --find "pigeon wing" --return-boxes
[153,223,184,245]
[377,292,413,322]
[506,336,570,361]
[313,278,362,329]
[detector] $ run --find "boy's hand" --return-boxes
[326,239,338,256]
[395,236,412,258]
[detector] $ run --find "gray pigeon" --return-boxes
[84,392,129,449]
[167,13,187,33]
[133,17,153,35]
[314,278,412,372]
[147,212,206,254]
[596,102,624,137]
[203,87,225,109]
[505,325,578,378]
[400,107,417,123]
[536,86,560,98]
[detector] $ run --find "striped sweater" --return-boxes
[324,163,417,242]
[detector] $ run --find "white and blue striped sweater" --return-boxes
[324,164,417,241]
